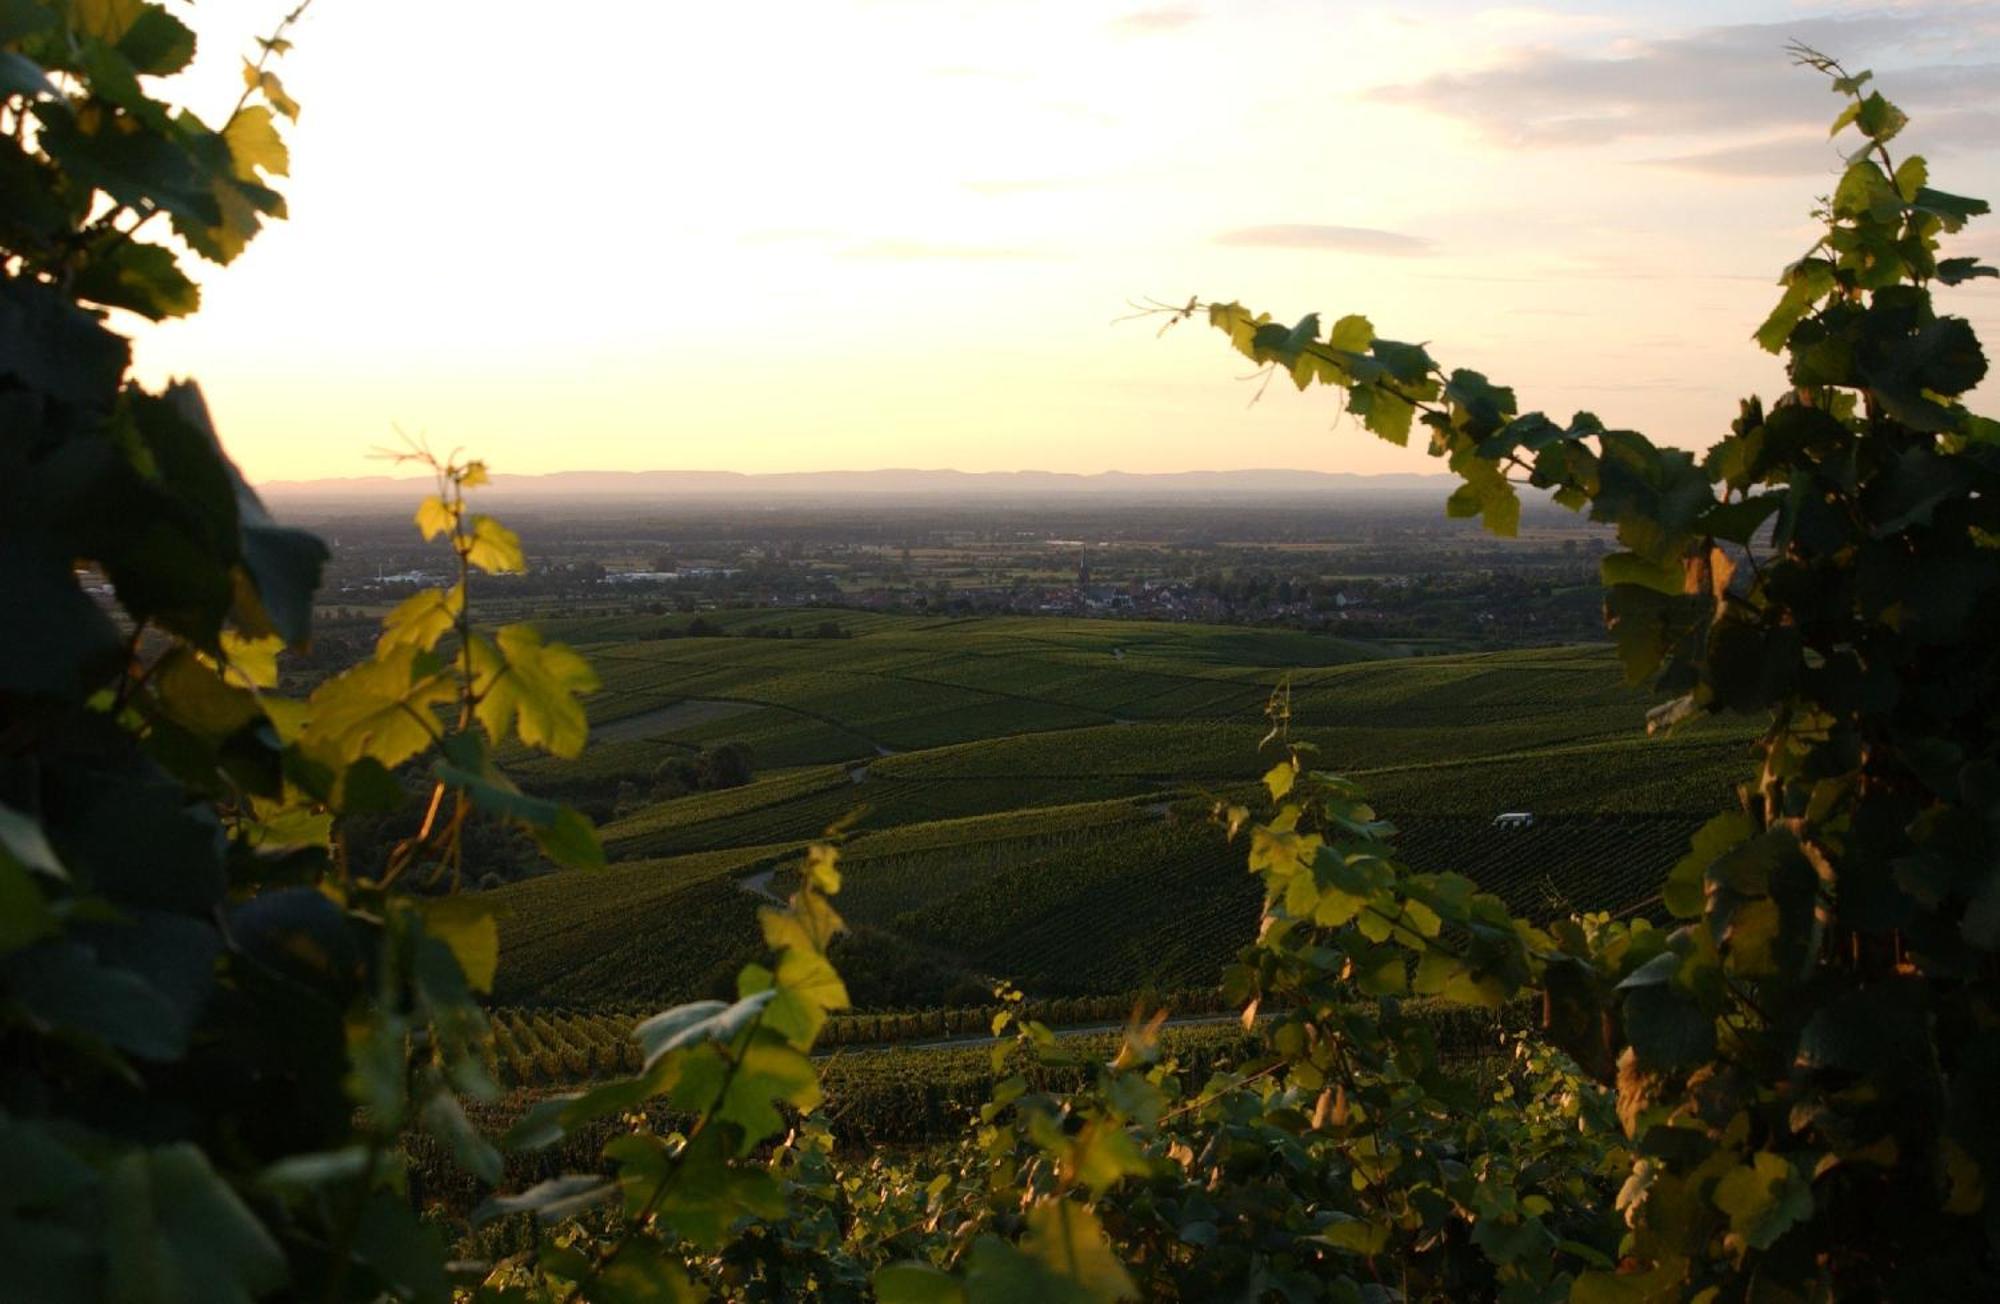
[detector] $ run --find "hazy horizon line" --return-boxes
[257,465,1457,493]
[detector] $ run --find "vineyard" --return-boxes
[19,22,1990,1294]
[479,624,1759,1018]
[481,990,1250,1088]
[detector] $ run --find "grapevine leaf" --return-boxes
[531,806,605,870]
[241,59,300,119]
[466,514,525,574]
[1755,259,1835,354]
[1282,312,1320,352]
[2,932,213,1060]
[74,0,147,42]
[965,1200,1137,1303]
[593,1249,704,1302]
[717,1037,820,1148]
[222,106,288,182]
[472,1175,616,1226]
[377,583,462,654]
[0,855,55,954]
[259,1147,371,1191]
[0,49,54,97]
[470,624,598,758]
[1852,91,1906,143]
[1892,155,1927,203]
[635,990,774,1068]
[1912,186,1988,232]
[414,496,453,542]
[102,1144,288,1304]
[352,1194,450,1304]
[1310,1212,1391,1255]
[1347,382,1414,445]
[1622,982,1715,1072]
[765,946,850,1049]
[116,5,196,76]
[73,237,199,320]
[418,897,498,995]
[1599,551,1683,595]
[1666,812,1754,919]
[1369,338,1435,385]
[1937,258,1998,285]
[761,892,846,956]
[1446,450,1520,537]
[0,802,67,879]
[1713,1152,1813,1250]
[301,645,453,768]
[1327,312,1372,352]
[876,1262,967,1304]
[420,1090,503,1185]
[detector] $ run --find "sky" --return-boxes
[131,0,2000,484]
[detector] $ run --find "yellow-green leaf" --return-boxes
[875,1262,966,1304]
[766,947,850,1047]
[243,62,300,119]
[419,898,498,994]
[717,1039,820,1149]
[216,631,284,689]
[76,0,145,42]
[223,105,288,182]
[1019,1200,1137,1302]
[471,624,598,757]
[1713,1151,1812,1250]
[300,646,454,768]
[414,495,454,542]
[378,584,462,655]
[1311,1213,1390,1255]
[760,892,846,957]
[466,515,525,574]
[1066,1122,1151,1197]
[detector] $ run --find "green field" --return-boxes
[484,613,1755,1014]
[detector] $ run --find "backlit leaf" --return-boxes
[471,624,597,757]
[466,514,525,574]
[419,897,498,994]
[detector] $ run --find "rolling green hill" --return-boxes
[483,614,1754,1012]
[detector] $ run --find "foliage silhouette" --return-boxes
[6,8,1998,1300]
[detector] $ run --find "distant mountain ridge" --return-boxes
[258,467,1449,501]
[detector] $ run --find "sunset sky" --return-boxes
[137,1,2000,485]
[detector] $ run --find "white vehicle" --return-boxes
[1493,811,1535,829]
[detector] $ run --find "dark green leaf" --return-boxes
[1912,186,1989,232]
[1937,257,1998,285]
[115,6,197,77]
[102,1145,288,1304]
[74,238,200,320]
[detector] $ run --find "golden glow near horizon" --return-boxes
[133,1,2000,485]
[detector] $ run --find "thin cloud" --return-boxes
[842,239,1052,262]
[1215,224,1434,256]
[1651,105,2000,175]
[1651,134,1847,177]
[1370,15,2000,147]
[1109,7,1200,36]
